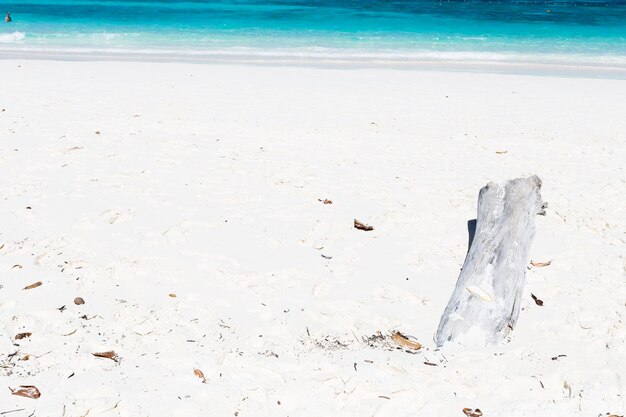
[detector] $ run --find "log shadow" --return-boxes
[467,219,477,254]
[460,219,477,270]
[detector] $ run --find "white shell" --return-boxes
[466,286,493,301]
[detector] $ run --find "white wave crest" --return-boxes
[0,31,26,42]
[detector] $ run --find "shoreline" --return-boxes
[1,47,626,79]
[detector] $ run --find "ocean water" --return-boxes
[0,0,625,66]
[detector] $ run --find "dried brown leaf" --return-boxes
[74,297,85,305]
[318,198,333,204]
[390,331,422,350]
[10,385,41,399]
[169,293,177,298]
[462,408,483,417]
[15,332,32,340]
[23,281,42,290]
[531,293,544,306]
[531,260,552,267]
[354,219,374,231]
[194,368,207,383]
[92,351,119,362]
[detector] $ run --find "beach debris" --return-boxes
[318,198,333,204]
[74,297,85,305]
[531,260,551,267]
[462,408,482,417]
[531,293,544,306]
[92,351,119,362]
[495,150,508,154]
[21,355,30,361]
[551,354,567,360]
[354,219,374,231]
[193,368,207,383]
[168,293,177,298]
[563,381,572,398]
[321,254,332,259]
[9,385,41,399]
[95,131,100,135]
[58,305,66,312]
[378,395,390,400]
[14,332,32,340]
[23,281,42,290]
[362,331,388,348]
[424,361,438,366]
[11,264,22,269]
[312,336,349,350]
[390,331,422,350]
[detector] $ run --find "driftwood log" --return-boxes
[435,176,546,347]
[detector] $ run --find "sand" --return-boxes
[1,59,625,416]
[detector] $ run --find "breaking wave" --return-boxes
[0,31,26,42]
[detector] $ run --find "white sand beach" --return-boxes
[1,60,625,416]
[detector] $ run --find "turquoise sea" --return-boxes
[1,0,625,66]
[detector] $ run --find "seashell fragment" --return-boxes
[466,285,493,301]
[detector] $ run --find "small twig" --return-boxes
[1,409,25,415]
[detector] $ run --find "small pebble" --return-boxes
[74,297,85,305]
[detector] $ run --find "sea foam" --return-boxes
[0,32,26,42]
